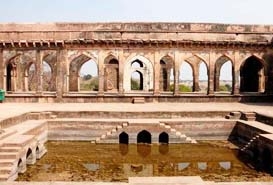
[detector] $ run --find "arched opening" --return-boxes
[36,146,39,157]
[42,61,52,91]
[79,60,98,91]
[160,57,174,92]
[131,71,143,90]
[6,63,13,91]
[104,58,119,91]
[119,132,129,144]
[137,130,151,144]
[159,132,169,144]
[17,158,24,173]
[27,63,36,91]
[240,56,264,93]
[215,56,233,93]
[262,148,273,172]
[124,56,154,92]
[198,62,208,92]
[26,148,34,164]
[179,62,193,92]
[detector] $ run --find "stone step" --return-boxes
[0,159,15,167]
[3,135,34,147]
[0,129,17,140]
[0,174,9,181]
[0,146,21,152]
[132,97,145,104]
[230,111,241,117]
[0,167,12,174]
[0,152,17,159]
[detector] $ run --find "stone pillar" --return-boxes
[0,49,4,90]
[232,51,240,95]
[258,69,265,93]
[207,52,215,95]
[154,51,160,95]
[118,50,125,95]
[98,51,104,95]
[173,52,180,95]
[56,49,67,102]
[36,50,43,94]
[192,65,200,92]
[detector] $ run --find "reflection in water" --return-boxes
[137,144,151,157]
[198,162,207,171]
[159,144,169,155]
[119,144,129,156]
[219,162,231,170]
[83,163,100,171]
[178,162,190,171]
[17,141,273,182]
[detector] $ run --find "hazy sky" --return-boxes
[1,0,273,24]
[1,0,269,80]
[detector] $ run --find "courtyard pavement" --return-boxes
[0,102,273,121]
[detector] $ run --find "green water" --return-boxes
[17,141,273,182]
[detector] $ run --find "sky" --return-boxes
[1,0,270,80]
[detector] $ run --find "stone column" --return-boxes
[258,69,265,93]
[118,50,125,95]
[0,49,4,90]
[207,52,215,95]
[56,49,67,102]
[153,51,160,95]
[36,50,43,94]
[98,51,104,95]
[232,51,240,95]
[173,52,180,95]
[192,65,200,92]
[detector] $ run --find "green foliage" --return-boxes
[170,84,192,92]
[80,77,98,91]
[131,79,140,90]
[219,84,232,91]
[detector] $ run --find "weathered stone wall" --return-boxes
[0,23,272,102]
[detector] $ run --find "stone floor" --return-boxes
[0,102,273,121]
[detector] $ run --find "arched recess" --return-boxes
[124,55,154,92]
[26,148,35,164]
[240,56,265,93]
[137,130,152,144]
[6,54,33,92]
[42,54,57,91]
[26,63,36,91]
[104,56,119,92]
[179,61,193,92]
[17,158,24,173]
[42,61,53,91]
[119,132,129,144]
[131,70,143,90]
[69,54,98,92]
[160,56,174,92]
[159,132,169,144]
[214,56,233,93]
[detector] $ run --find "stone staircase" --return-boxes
[159,122,197,143]
[92,122,129,143]
[0,120,48,181]
[240,134,260,152]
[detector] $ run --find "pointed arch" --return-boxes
[137,130,152,144]
[119,132,129,144]
[179,61,193,92]
[69,54,98,91]
[159,132,169,144]
[124,55,154,92]
[215,55,233,93]
[240,55,265,92]
[160,55,174,92]
[104,55,119,91]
